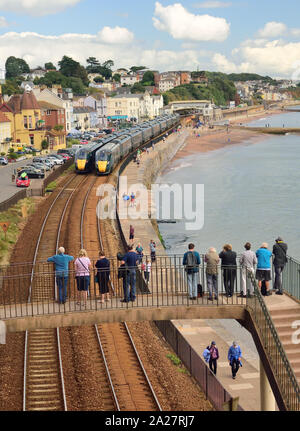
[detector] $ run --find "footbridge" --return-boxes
[0,256,300,411]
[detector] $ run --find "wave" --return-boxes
[170,162,192,172]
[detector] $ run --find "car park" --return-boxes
[30,162,49,172]
[47,155,64,165]
[0,156,8,165]
[59,154,71,161]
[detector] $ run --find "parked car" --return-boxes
[16,175,30,188]
[59,154,71,161]
[57,148,74,156]
[30,162,49,172]
[18,167,45,179]
[33,157,54,169]
[47,155,64,165]
[27,146,41,153]
[0,156,8,165]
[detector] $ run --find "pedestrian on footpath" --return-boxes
[74,249,91,307]
[205,247,219,301]
[209,341,219,375]
[122,245,139,302]
[95,250,111,303]
[239,242,257,298]
[228,341,242,380]
[273,236,288,295]
[142,258,151,284]
[255,243,272,296]
[183,243,201,300]
[150,240,156,262]
[202,346,210,363]
[130,192,136,207]
[219,244,237,297]
[129,224,134,244]
[135,243,143,264]
[47,247,74,304]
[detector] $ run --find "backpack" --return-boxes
[186,252,197,272]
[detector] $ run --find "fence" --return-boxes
[282,256,300,301]
[43,159,74,190]
[155,320,243,411]
[0,189,28,213]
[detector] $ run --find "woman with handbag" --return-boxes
[95,250,111,303]
[74,249,91,307]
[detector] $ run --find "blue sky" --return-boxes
[0,0,299,77]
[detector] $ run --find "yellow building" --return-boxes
[0,90,47,150]
[0,111,11,153]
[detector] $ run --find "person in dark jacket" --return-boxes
[209,341,219,375]
[95,250,110,303]
[228,341,242,379]
[273,237,288,295]
[123,245,139,302]
[219,244,237,297]
[118,260,129,303]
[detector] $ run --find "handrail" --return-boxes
[247,271,300,411]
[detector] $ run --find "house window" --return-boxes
[28,116,33,129]
[46,110,51,115]
[24,116,28,129]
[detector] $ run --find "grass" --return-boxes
[62,163,75,176]
[45,180,58,192]
[166,353,190,375]
[0,198,35,265]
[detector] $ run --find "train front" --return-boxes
[95,149,111,175]
[75,147,89,173]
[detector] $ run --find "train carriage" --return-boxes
[95,142,121,175]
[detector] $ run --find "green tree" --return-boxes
[112,73,121,82]
[142,71,155,86]
[131,82,146,93]
[45,62,56,70]
[130,66,147,73]
[86,57,101,73]
[5,56,30,79]
[2,78,22,96]
[41,139,49,150]
[58,56,80,77]
[94,76,104,83]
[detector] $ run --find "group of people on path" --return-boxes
[183,237,288,300]
[47,247,111,306]
[203,341,242,380]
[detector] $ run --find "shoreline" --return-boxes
[164,108,289,169]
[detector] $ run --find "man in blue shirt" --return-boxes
[182,243,201,300]
[228,341,242,379]
[122,245,139,302]
[256,243,273,296]
[47,247,74,304]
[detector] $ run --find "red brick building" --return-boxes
[39,100,66,149]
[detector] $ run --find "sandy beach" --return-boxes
[172,108,286,162]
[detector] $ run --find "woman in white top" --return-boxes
[74,249,92,307]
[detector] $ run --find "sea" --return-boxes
[155,107,300,260]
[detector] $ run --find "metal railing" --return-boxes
[246,270,300,411]
[155,320,243,411]
[282,256,300,301]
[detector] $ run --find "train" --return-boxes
[75,114,180,175]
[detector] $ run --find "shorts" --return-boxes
[256,270,271,282]
[76,276,90,291]
[129,234,134,240]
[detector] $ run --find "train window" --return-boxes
[77,149,87,159]
[98,151,110,161]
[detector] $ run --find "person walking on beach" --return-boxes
[95,250,111,303]
[183,243,201,300]
[47,247,74,304]
[74,249,91,307]
[219,244,237,297]
[150,240,156,262]
[239,242,257,298]
[209,341,219,375]
[129,224,134,245]
[273,236,288,295]
[205,247,219,301]
[256,243,272,296]
[228,341,242,380]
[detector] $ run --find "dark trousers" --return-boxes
[274,265,284,292]
[231,358,240,377]
[209,358,217,375]
[223,268,236,296]
[56,276,68,304]
[122,276,129,301]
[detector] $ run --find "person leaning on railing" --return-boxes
[47,247,74,305]
[183,243,201,300]
[272,236,288,295]
[204,247,219,301]
[239,242,257,298]
[219,244,237,298]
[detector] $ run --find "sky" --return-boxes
[0,0,300,78]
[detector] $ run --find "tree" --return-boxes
[102,59,114,70]
[2,78,23,96]
[86,57,101,73]
[58,56,80,77]
[142,71,155,86]
[112,73,121,82]
[94,76,104,83]
[131,82,146,94]
[5,56,30,79]
[41,139,49,150]
[130,66,147,73]
[45,62,56,70]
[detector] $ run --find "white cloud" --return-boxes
[193,1,232,8]
[291,28,300,37]
[98,26,134,44]
[0,16,9,27]
[212,53,250,73]
[153,2,230,42]
[0,30,207,72]
[0,0,81,16]
[258,22,287,38]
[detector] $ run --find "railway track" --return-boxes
[23,328,67,411]
[95,322,162,411]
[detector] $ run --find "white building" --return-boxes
[120,74,138,86]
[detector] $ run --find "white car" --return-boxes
[47,155,64,165]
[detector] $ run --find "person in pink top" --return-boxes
[74,249,91,307]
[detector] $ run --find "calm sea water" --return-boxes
[156,110,300,260]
